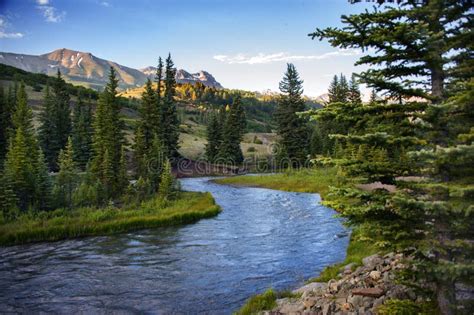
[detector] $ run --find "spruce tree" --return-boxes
[139,79,158,150]
[348,74,361,105]
[34,149,52,210]
[160,54,180,160]
[205,112,222,162]
[274,63,308,168]
[55,137,78,209]
[219,96,246,165]
[310,1,473,312]
[158,159,174,200]
[72,92,93,170]
[38,84,56,169]
[91,67,126,199]
[0,84,14,162]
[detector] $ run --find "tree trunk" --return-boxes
[431,66,444,103]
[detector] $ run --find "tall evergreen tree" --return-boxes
[348,74,361,104]
[0,84,14,162]
[72,92,93,170]
[219,96,246,165]
[205,112,222,162]
[34,149,52,210]
[139,79,158,150]
[38,84,56,169]
[274,63,309,167]
[91,67,126,199]
[55,137,78,209]
[311,1,473,312]
[160,54,180,160]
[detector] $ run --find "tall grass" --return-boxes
[215,167,340,199]
[0,192,220,246]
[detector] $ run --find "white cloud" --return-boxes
[36,0,66,23]
[0,16,24,39]
[101,1,111,7]
[213,49,362,65]
[0,31,24,39]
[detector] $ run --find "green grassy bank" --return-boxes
[215,167,341,199]
[215,168,379,314]
[0,192,220,246]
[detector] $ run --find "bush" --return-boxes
[247,147,256,152]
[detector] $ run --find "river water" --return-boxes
[0,177,349,314]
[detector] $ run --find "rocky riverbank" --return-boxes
[264,252,422,315]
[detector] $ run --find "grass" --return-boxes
[215,167,340,199]
[0,192,220,246]
[235,289,301,315]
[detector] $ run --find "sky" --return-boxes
[0,0,376,97]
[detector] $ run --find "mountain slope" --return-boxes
[0,48,223,90]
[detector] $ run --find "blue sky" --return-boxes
[0,0,374,96]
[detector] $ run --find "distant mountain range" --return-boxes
[0,48,223,90]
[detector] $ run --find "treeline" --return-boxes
[305,1,472,313]
[0,63,99,99]
[0,55,182,219]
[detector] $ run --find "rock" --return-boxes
[362,254,382,269]
[293,282,327,295]
[303,297,318,309]
[369,271,381,280]
[347,294,363,308]
[352,287,385,298]
[278,300,305,314]
[362,296,375,307]
[328,279,339,293]
[341,302,352,311]
[343,263,356,274]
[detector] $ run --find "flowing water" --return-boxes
[0,177,349,314]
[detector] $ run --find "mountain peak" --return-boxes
[0,48,223,90]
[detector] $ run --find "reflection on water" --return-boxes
[0,177,349,314]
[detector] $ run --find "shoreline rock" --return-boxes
[263,253,418,315]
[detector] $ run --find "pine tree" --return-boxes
[38,84,56,169]
[219,96,246,165]
[327,75,339,104]
[205,112,222,162]
[310,2,473,312]
[91,67,125,199]
[348,74,361,105]
[34,149,52,210]
[56,137,78,209]
[146,135,165,192]
[3,127,36,211]
[160,54,180,160]
[72,92,93,170]
[274,63,309,168]
[158,159,174,200]
[0,84,14,162]
[0,169,17,219]
[140,79,158,150]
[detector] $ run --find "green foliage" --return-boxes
[0,192,220,246]
[55,137,78,209]
[91,67,126,199]
[205,112,222,162]
[71,92,93,170]
[158,159,175,200]
[274,63,309,167]
[377,299,440,315]
[160,54,180,159]
[310,1,472,101]
[235,289,277,315]
[218,96,246,164]
[38,71,72,171]
[0,83,14,162]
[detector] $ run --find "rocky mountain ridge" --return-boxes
[0,48,223,90]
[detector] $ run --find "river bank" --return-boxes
[0,191,220,246]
